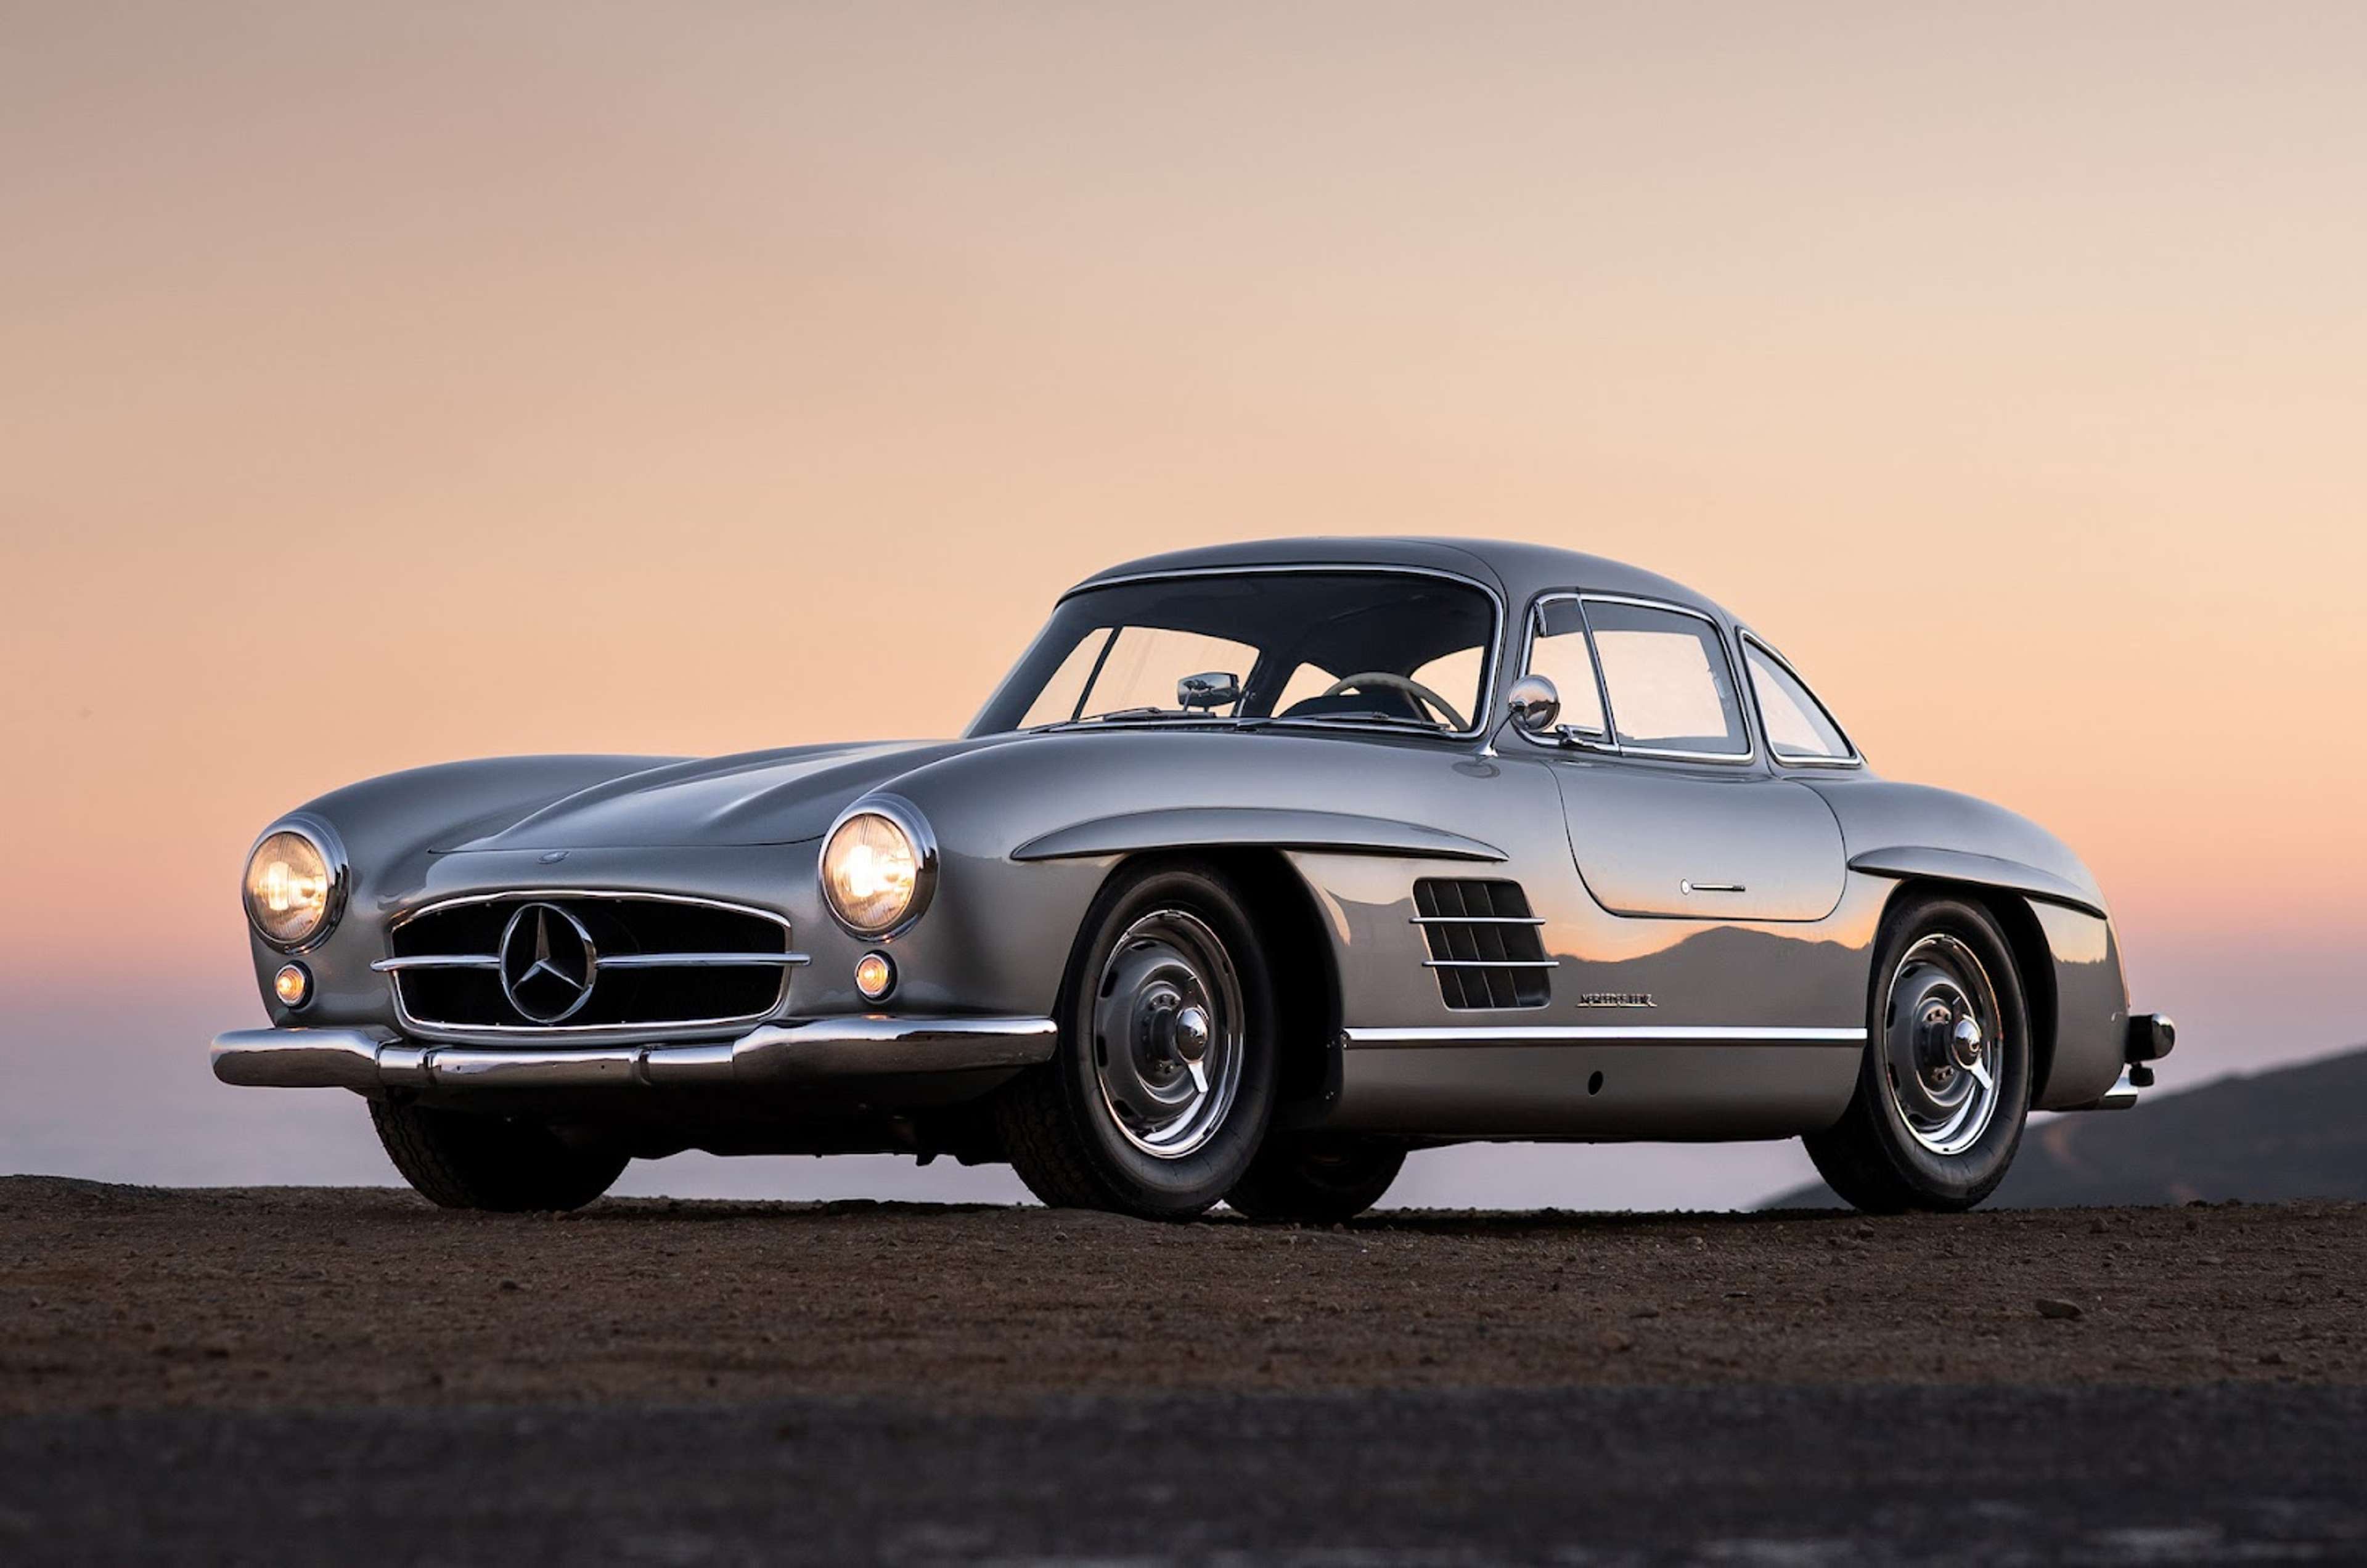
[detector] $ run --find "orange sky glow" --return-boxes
[4,4,2363,1197]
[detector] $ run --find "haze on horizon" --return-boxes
[4,2,2362,1207]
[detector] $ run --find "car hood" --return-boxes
[441,738,1000,852]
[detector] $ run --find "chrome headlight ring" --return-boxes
[819,794,939,939]
[242,813,350,954]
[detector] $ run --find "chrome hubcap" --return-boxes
[1881,933,2004,1156]
[1092,909,1243,1159]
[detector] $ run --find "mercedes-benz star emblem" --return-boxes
[498,902,599,1023]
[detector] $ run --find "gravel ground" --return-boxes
[4,1178,2362,1564]
[5,1384,2365,1566]
[3,1178,2360,1413]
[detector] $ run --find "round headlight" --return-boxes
[243,822,344,950]
[820,803,935,936]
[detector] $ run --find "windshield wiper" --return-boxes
[1032,709,1243,732]
[1270,710,1449,732]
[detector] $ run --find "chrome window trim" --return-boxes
[1513,592,1758,766]
[1736,629,1866,769]
[1513,591,1617,752]
[383,889,803,1043]
[1004,564,1509,745]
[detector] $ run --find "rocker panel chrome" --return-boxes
[1344,1024,1869,1047]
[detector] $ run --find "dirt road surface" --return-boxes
[3,1177,2361,1562]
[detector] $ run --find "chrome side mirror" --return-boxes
[1177,671,1242,711]
[1506,674,1561,733]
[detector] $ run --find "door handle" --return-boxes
[1680,880,1746,894]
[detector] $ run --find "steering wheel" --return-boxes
[1316,672,1469,732]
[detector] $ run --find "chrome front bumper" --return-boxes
[211,1015,1058,1093]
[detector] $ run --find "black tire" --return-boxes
[369,1099,626,1212]
[1225,1135,1405,1223]
[993,860,1280,1220]
[1804,894,2034,1214]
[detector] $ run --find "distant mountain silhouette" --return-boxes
[1765,1045,2367,1209]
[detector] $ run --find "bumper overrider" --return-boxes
[211,1015,1058,1094]
[2083,1011,2177,1111]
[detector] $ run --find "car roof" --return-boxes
[1073,536,1730,623]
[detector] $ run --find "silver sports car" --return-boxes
[216,537,2172,1220]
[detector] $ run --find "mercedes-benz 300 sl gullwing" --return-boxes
[216,537,2173,1220]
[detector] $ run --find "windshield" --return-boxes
[968,571,1498,737]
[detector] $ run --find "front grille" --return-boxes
[1412,879,1554,1010]
[381,892,802,1034]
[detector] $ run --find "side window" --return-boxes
[1523,597,1608,736]
[1584,600,1749,757]
[1744,639,1855,762]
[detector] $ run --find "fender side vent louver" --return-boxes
[1411,879,1555,1010]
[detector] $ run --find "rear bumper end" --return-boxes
[2074,1011,2177,1111]
[211,1015,1058,1094]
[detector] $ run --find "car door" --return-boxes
[1521,594,1846,923]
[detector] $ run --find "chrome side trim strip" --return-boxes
[1344,1024,1868,1047]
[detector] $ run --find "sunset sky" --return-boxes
[6,3,2363,1206]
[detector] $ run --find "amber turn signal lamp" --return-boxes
[854,951,896,1003]
[273,963,311,1008]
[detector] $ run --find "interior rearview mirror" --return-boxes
[1177,671,1242,711]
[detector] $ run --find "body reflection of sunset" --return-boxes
[5,4,2361,1201]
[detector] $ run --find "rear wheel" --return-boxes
[369,1099,626,1212]
[1225,1135,1405,1223]
[994,862,1278,1220]
[1804,894,2032,1213]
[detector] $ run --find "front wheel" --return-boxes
[1226,1135,1405,1223]
[1803,895,2033,1213]
[994,862,1279,1220]
[370,1099,626,1212]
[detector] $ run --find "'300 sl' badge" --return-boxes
[1576,992,1656,1008]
